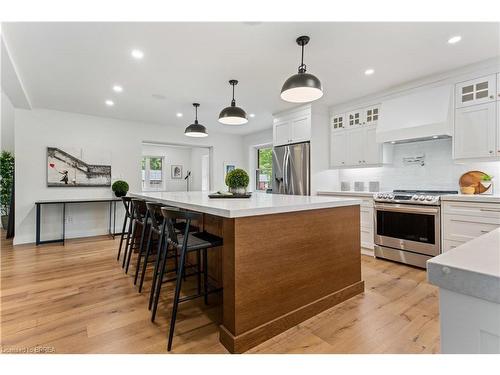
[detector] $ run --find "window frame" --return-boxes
[255,146,273,191]
[141,155,166,191]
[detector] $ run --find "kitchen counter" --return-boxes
[427,228,500,353]
[131,190,364,353]
[317,190,376,198]
[130,191,361,218]
[428,228,500,303]
[441,194,500,204]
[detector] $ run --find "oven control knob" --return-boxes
[425,196,433,201]
[412,195,419,200]
[388,194,394,199]
[419,195,426,201]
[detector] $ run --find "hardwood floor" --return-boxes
[0,232,440,354]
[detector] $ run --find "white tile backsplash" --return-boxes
[339,139,500,192]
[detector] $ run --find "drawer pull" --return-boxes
[480,208,500,213]
[480,230,490,233]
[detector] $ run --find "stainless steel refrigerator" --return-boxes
[272,142,310,196]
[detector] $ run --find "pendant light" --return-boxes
[218,80,248,125]
[184,103,208,137]
[280,35,323,103]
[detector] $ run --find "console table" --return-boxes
[35,198,122,245]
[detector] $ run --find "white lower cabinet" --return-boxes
[442,201,500,252]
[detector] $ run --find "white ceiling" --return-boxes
[2,22,499,135]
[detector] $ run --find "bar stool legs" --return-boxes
[138,227,154,293]
[167,240,188,351]
[134,210,150,284]
[149,222,166,310]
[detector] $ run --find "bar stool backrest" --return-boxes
[145,202,167,231]
[131,199,148,222]
[121,196,133,218]
[161,207,201,246]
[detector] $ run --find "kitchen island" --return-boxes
[130,191,364,353]
[427,228,500,353]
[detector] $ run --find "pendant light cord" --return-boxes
[231,82,236,107]
[298,40,307,73]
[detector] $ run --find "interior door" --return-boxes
[454,102,496,159]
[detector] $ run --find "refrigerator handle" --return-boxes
[283,147,288,193]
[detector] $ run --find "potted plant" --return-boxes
[112,180,129,197]
[0,151,15,229]
[481,174,493,194]
[225,168,249,195]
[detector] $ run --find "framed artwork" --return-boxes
[171,165,183,179]
[47,147,111,187]
[223,161,236,180]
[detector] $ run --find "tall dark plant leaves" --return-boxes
[0,151,15,216]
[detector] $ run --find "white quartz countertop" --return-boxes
[427,228,500,303]
[317,190,377,198]
[441,194,500,204]
[130,191,362,218]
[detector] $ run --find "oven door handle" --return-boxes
[374,203,440,215]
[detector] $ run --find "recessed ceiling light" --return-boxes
[249,113,255,118]
[390,141,396,144]
[176,113,183,118]
[448,36,462,44]
[112,85,123,93]
[131,49,144,59]
[105,100,114,106]
[364,69,375,76]
[432,135,439,139]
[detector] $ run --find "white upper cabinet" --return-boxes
[273,106,311,146]
[348,129,366,165]
[347,108,362,127]
[364,126,382,164]
[331,113,346,131]
[454,102,496,159]
[455,75,496,108]
[363,104,380,126]
[330,130,349,167]
[274,120,291,146]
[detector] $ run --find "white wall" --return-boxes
[1,91,15,152]
[337,139,500,193]
[142,143,192,192]
[14,108,244,244]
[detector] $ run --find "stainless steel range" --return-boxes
[373,190,457,268]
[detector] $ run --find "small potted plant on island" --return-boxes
[225,168,249,195]
[112,180,129,197]
[480,174,493,195]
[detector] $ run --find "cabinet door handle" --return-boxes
[490,95,494,99]
[480,230,490,233]
[480,208,500,212]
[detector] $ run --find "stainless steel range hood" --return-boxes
[376,85,453,144]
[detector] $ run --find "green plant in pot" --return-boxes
[0,151,15,230]
[481,173,493,192]
[112,180,129,197]
[225,168,249,195]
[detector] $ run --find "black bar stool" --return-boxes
[152,207,223,351]
[137,201,167,292]
[117,196,133,262]
[123,199,149,274]
[146,207,199,309]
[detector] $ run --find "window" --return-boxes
[256,147,272,191]
[142,156,165,191]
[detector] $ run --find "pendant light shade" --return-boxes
[218,80,248,125]
[281,36,323,103]
[184,103,208,137]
